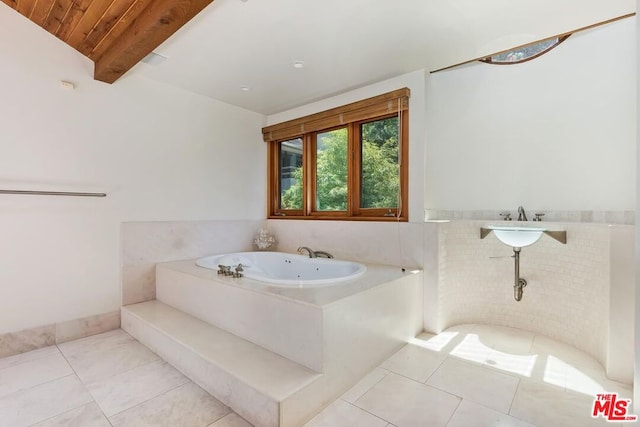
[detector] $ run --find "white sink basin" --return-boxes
[487,225,546,248]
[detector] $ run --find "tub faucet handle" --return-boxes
[233,264,244,278]
[533,213,545,222]
[500,212,512,221]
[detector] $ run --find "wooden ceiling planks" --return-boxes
[15,0,35,16]
[29,0,54,26]
[64,0,116,47]
[54,0,92,40]
[87,0,151,62]
[76,0,136,56]
[1,0,216,83]
[42,0,73,34]
[93,0,214,83]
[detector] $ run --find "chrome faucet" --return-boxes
[517,206,528,221]
[297,246,316,258]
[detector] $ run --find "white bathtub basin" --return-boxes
[196,251,366,287]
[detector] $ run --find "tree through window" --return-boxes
[263,89,409,221]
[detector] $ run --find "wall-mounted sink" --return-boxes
[481,225,567,248]
[486,226,545,248]
[480,224,567,302]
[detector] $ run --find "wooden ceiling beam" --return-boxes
[92,0,215,84]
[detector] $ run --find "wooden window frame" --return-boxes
[263,89,409,222]
[352,113,409,219]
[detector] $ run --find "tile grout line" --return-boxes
[349,367,390,404]
[0,346,61,373]
[56,342,114,426]
[105,381,199,422]
[57,333,198,425]
[504,379,537,427]
[376,368,434,386]
[58,332,164,385]
[17,372,93,427]
[57,329,227,425]
[443,396,463,427]
[506,377,521,416]
[422,354,447,385]
[341,399,392,426]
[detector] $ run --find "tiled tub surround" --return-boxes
[0,310,120,359]
[427,220,634,385]
[121,219,425,308]
[265,219,425,268]
[121,220,264,306]
[123,260,423,427]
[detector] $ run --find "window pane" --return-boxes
[361,117,399,208]
[315,128,347,211]
[488,38,559,63]
[279,138,303,210]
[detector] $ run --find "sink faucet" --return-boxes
[297,246,316,258]
[517,206,528,221]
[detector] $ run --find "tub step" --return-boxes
[121,300,321,427]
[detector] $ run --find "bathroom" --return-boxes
[0,0,637,426]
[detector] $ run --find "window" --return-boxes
[480,35,570,65]
[279,138,303,210]
[263,88,409,221]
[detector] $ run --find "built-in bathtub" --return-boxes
[195,251,366,286]
[123,256,423,427]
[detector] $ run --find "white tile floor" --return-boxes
[0,324,634,427]
[0,329,250,427]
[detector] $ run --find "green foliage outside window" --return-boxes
[280,117,399,210]
[361,117,399,208]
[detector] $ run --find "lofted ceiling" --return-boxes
[0,0,214,83]
[1,0,636,115]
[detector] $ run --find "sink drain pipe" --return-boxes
[513,247,527,301]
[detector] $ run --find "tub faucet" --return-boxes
[517,206,528,221]
[297,246,316,258]
[314,250,334,259]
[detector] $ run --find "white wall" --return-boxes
[425,18,636,212]
[0,5,265,333]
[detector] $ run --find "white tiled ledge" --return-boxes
[425,209,635,225]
